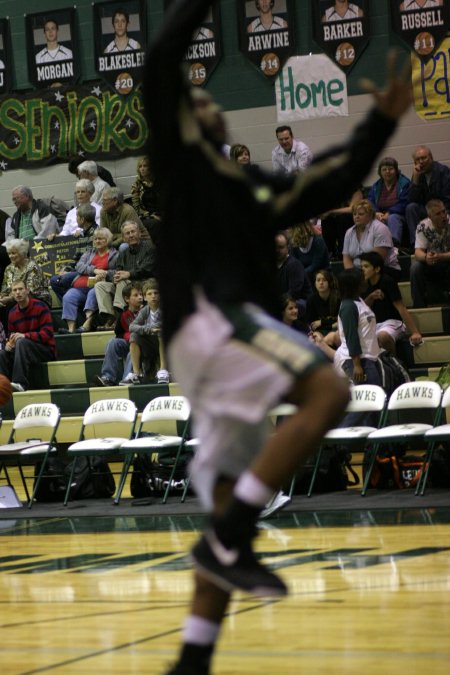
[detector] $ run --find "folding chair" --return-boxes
[417,386,450,495]
[0,403,60,509]
[363,381,443,496]
[115,395,193,505]
[288,384,387,498]
[63,398,137,506]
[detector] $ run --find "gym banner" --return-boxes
[412,31,450,119]
[26,8,79,89]
[30,235,92,279]
[237,0,296,80]
[0,19,12,96]
[390,0,449,62]
[165,0,222,86]
[275,54,348,122]
[312,1,370,72]
[0,82,147,171]
[93,0,146,95]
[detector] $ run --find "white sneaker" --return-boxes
[119,372,141,386]
[260,491,291,519]
[11,382,25,393]
[157,369,170,384]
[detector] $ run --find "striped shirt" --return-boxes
[8,297,56,357]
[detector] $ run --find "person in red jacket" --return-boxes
[0,280,55,392]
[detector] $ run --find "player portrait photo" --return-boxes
[390,0,449,60]
[0,18,11,95]
[94,0,146,94]
[26,9,78,88]
[313,0,370,72]
[238,0,295,79]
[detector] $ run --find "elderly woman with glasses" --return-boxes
[60,228,118,333]
[0,238,51,309]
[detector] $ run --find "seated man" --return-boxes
[68,156,115,187]
[275,231,312,316]
[77,160,109,204]
[100,187,149,248]
[96,283,144,386]
[0,280,56,392]
[119,279,168,385]
[94,221,156,329]
[410,198,450,308]
[360,251,422,354]
[7,186,59,241]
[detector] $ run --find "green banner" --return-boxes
[0,81,148,171]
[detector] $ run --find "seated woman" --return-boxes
[60,228,118,333]
[281,293,308,333]
[230,143,251,165]
[130,156,161,243]
[367,156,410,248]
[305,268,340,336]
[0,238,51,315]
[289,221,330,284]
[342,199,401,281]
[53,179,101,238]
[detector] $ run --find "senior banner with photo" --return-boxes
[29,236,91,279]
[93,0,146,95]
[237,0,296,80]
[412,31,450,119]
[0,82,147,171]
[390,0,450,62]
[275,54,348,122]
[312,0,370,72]
[26,8,79,89]
[0,19,12,96]
[164,0,222,86]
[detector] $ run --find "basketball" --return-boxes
[414,32,435,56]
[0,374,12,406]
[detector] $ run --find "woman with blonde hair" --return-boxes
[289,221,330,283]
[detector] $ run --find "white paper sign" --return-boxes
[275,54,348,122]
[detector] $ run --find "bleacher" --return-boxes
[1,254,449,447]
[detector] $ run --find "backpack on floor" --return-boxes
[34,456,115,502]
[376,350,410,397]
[292,447,359,494]
[130,450,190,498]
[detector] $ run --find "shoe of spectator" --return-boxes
[95,375,116,387]
[157,368,170,384]
[119,372,141,386]
[58,327,71,334]
[11,382,25,393]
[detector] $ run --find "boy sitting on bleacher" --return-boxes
[95,283,143,386]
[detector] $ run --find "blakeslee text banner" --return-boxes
[30,236,92,279]
[0,82,147,171]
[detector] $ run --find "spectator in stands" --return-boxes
[0,239,51,315]
[95,283,144,386]
[100,186,148,248]
[120,279,168,385]
[130,157,161,244]
[0,279,55,392]
[271,125,313,175]
[0,208,11,288]
[77,160,109,205]
[360,251,422,354]
[281,293,308,333]
[50,204,99,303]
[367,156,411,247]
[406,145,450,249]
[230,144,251,165]
[7,186,59,241]
[275,231,312,314]
[289,221,330,283]
[334,268,381,386]
[320,185,364,260]
[343,199,401,280]
[305,268,340,336]
[59,228,118,333]
[57,179,101,236]
[68,156,115,187]
[94,221,156,330]
[410,198,450,307]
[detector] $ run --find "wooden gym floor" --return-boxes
[0,506,450,674]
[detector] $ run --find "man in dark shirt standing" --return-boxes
[0,280,55,392]
[145,2,414,673]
